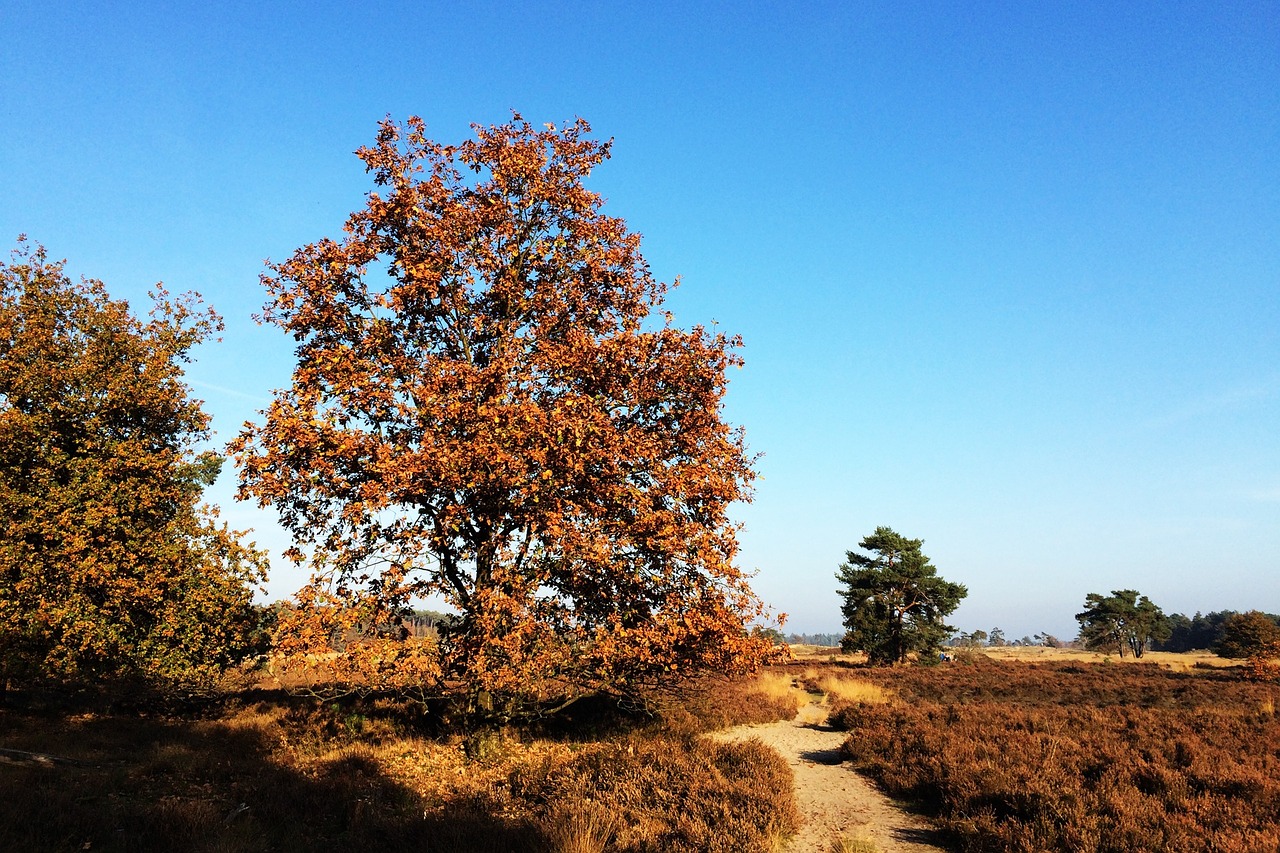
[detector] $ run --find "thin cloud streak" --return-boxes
[187,379,273,406]
[1131,376,1280,435]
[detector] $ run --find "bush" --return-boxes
[0,241,267,696]
[1216,612,1280,680]
[517,734,798,853]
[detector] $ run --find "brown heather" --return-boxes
[0,672,798,852]
[827,658,1280,853]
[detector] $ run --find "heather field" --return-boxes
[0,676,800,853]
[822,657,1279,853]
[6,654,1279,853]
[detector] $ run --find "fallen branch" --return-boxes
[0,747,93,768]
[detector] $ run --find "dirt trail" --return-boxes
[713,701,949,853]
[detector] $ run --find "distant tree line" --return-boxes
[787,633,844,647]
[1071,590,1280,680]
[945,605,1280,661]
[1074,590,1280,663]
[1153,610,1280,653]
[404,609,459,638]
[948,629,1066,649]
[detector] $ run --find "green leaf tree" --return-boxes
[1075,589,1169,659]
[0,240,268,695]
[836,526,967,665]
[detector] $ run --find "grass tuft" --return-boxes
[801,669,893,706]
[830,835,880,853]
[752,671,808,712]
[541,802,618,853]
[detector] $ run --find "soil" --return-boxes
[713,699,951,853]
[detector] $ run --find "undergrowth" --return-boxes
[0,671,800,852]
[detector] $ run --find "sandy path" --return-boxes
[713,701,950,853]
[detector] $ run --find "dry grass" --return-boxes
[830,836,880,853]
[805,670,892,706]
[787,644,867,665]
[655,669,805,733]
[541,802,619,853]
[977,645,1234,669]
[752,670,809,712]
[512,733,798,853]
[0,676,799,853]
[786,643,1238,671]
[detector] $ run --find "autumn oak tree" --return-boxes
[0,241,268,695]
[232,115,776,714]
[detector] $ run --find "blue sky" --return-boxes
[3,1,1277,638]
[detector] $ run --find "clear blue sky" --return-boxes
[3,1,1277,639]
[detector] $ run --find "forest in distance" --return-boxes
[789,605,1280,656]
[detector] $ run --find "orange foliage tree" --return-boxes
[0,241,268,695]
[1216,611,1280,681]
[232,115,777,714]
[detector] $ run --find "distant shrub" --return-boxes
[1216,611,1280,681]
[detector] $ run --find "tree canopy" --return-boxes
[0,240,267,693]
[1215,611,1280,658]
[836,526,967,665]
[231,115,775,714]
[1075,589,1169,659]
[1215,611,1280,680]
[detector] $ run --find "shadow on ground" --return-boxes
[797,746,845,765]
[0,694,540,853]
